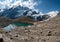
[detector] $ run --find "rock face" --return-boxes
[0,38,3,42]
[0,12,60,42]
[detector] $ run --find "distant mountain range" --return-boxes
[0,5,52,21]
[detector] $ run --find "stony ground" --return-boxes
[0,13,60,42]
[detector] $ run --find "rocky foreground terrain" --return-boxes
[0,12,60,42]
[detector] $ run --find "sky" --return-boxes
[35,0,60,13]
[0,0,60,13]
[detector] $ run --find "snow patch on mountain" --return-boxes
[47,11,59,18]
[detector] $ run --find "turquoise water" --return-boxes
[3,22,33,31]
[12,22,33,26]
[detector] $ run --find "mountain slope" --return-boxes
[0,12,60,42]
[0,5,29,19]
[0,17,13,28]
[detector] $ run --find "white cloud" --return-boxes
[0,1,5,9]
[0,0,12,9]
[0,0,37,9]
[13,0,37,9]
[47,11,59,18]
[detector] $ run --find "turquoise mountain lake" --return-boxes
[4,22,33,31]
[13,22,33,26]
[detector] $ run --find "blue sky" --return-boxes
[0,0,60,13]
[35,0,60,13]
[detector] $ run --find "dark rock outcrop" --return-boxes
[0,38,3,42]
